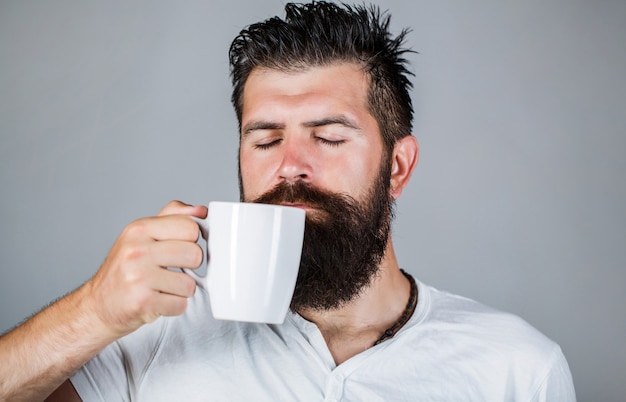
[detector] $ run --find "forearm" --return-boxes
[0,283,116,401]
[0,202,206,401]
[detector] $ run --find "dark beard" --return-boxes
[248,166,394,312]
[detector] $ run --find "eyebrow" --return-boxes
[242,121,284,136]
[242,115,360,137]
[303,116,360,130]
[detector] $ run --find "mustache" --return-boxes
[251,181,357,214]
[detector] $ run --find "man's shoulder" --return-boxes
[417,281,559,357]
[390,281,574,401]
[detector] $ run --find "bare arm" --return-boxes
[0,284,115,401]
[0,201,207,401]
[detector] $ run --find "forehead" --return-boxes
[241,63,371,119]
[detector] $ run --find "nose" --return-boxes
[277,137,312,184]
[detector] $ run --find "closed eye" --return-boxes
[315,137,345,147]
[254,138,282,150]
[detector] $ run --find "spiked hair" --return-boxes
[229,1,415,154]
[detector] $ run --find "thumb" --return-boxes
[157,200,208,219]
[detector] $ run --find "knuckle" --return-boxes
[123,219,149,239]
[166,200,184,208]
[121,267,142,287]
[129,290,151,317]
[159,200,187,216]
[121,242,148,262]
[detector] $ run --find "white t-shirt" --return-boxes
[71,279,576,401]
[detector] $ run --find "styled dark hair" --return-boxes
[229,1,415,154]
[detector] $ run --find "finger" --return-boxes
[151,292,190,318]
[135,290,191,323]
[149,269,197,299]
[124,215,201,242]
[149,240,203,269]
[158,200,207,219]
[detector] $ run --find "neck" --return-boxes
[297,239,411,365]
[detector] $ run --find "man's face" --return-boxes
[238,63,392,310]
[238,63,385,208]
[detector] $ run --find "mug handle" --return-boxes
[182,216,209,285]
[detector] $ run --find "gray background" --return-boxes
[1,1,624,400]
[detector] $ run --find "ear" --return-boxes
[389,135,419,199]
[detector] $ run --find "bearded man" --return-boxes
[0,2,575,401]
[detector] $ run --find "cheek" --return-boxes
[239,151,272,199]
[239,150,253,196]
[326,152,382,197]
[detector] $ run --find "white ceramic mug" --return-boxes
[188,201,305,324]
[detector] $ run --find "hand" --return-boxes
[84,200,207,337]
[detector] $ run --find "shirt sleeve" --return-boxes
[531,345,577,402]
[69,317,169,402]
[70,340,130,402]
